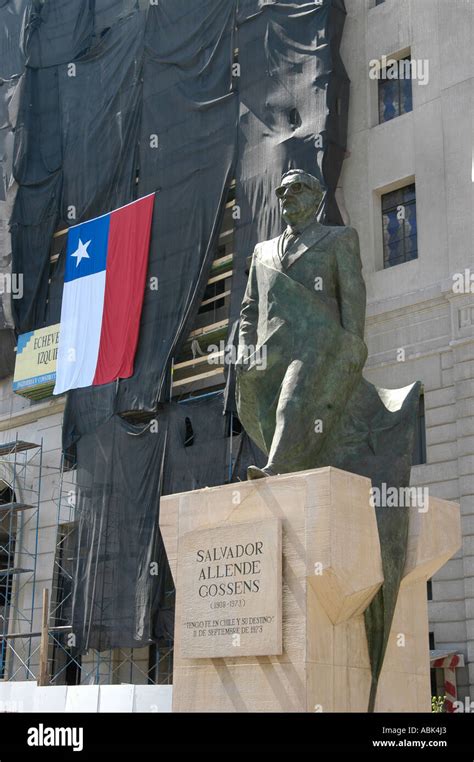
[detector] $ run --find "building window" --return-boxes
[382,184,418,268]
[427,579,433,600]
[412,393,427,465]
[198,277,227,316]
[62,443,77,471]
[378,56,413,124]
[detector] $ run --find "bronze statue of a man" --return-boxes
[236,169,368,479]
[235,168,422,712]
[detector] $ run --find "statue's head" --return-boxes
[276,170,324,229]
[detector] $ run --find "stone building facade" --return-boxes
[340,0,474,698]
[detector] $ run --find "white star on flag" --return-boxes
[71,238,91,267]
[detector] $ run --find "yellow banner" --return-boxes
[13,324,60,398]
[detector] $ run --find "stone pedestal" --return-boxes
[160,467,461,712]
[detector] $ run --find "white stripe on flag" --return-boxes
[54,271,106,395]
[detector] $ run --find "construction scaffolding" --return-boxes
[0,435,42,681]
[0,437,175,687]
[47,450,175,686]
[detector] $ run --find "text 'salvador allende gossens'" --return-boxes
[196,541,263,597]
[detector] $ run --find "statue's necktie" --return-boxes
[282,229,297,256]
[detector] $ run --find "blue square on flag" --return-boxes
[65,214,111,283]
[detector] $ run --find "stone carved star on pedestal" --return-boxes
[71,238,91,267]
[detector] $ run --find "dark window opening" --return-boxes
[378,56,413,124]
[412,392,427,465]
[427,578,433,601]
[382,183,417,268]
[198,278,226,315]
[62,443,77,471]
[184,417,194,447]
[226,413,242,438]
[226,185,236,205]
[289,107,301,129]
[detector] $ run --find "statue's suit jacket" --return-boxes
[238,221,367,365]
[236,221,368,457]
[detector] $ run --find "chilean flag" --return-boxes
[53,194,155,395]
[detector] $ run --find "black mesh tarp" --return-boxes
[11,63,62,330]
[8,0,350,652]
[72,413,171,651]
[0,72,19,332]
[69,392,230,652]
[228,0,349,337]
[0,1,27,360]
[0,327,15,376]
[22,0,94,69]
[62,0,239,435]
[65,0,239,650]
[163,393,230,496]
[58,10,146,223]
[12,8,147,331]
[67,0,348,651]
[62,376,117,450]
[94,0,148,38]
[115,0,238,412]
[0,0,27,79]
[10,171,62,330]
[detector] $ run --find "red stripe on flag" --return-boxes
[93,194,155,386]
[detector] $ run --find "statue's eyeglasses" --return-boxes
[275,181,310,198]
